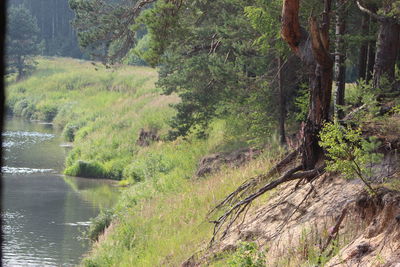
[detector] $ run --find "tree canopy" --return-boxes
[6,5,42,79]
[70,0,400,148]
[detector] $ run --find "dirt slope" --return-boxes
[193,149,400,266]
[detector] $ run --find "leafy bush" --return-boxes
[13,98,37,119]
[13,99,30,116]
[103,160,126,180]
[37,103,58,122]
[62,123,80,142]
[123,153,172,182]
[87,209,114,241]
[65,160,107,178]
[319,122,383,194]
[228,242,266,267]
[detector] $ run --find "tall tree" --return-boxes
[9,0,82,58]
[357,0,400,90]
[6,5,42,80]
[281,0,334,169]
[334,0,347,119]
[357,13,369,81]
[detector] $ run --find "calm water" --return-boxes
[2,117,119,266]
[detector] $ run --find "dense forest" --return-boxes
[4,0,400,266]
[8,0,82,58]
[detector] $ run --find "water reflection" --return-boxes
[63,176,119,210]
[2,117,119,266]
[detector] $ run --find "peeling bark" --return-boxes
[281,0,333,169]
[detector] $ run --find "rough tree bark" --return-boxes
[278,56,286,145]
[334,0,346,119]
[358,13,369,81]
[373,20,400,90]
[281,0,333,169]
[357,0,400,90]
[366,36,376,82]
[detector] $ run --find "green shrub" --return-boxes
[21,103,37,119]
[87,209,114,241]
[319,122,383,194]
[123,153,173,183]
[17,87,26,93]
[64,160,107,178]
[62,123,79,142]
[103,160,125,180]
[38,103,58,122]
[13,99,29,116]
[294,83,310,122]
[228,242,266,267]
[123,163,145,182]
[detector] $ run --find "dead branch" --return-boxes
[342,103,367,121]
[356,1,382,21]
[321,207,348,253]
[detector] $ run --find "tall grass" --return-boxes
[7,57,289,266]
[83,138,282,266]
[6,57,176,180]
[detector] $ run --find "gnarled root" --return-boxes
[208,150,325,244]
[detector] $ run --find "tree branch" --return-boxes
[356,1,381,21]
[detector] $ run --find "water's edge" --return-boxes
[2,117,119,266]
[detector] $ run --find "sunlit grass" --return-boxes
[7,57,288,266]
[83,141,281,266]
[6,57,176,180]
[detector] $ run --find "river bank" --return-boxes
[6,57,177,181]
[2,116,119,266]
[6,57,285,266]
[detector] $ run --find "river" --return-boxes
[2,117,119,266]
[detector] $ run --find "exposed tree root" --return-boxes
[271,178,321,239]
[209,154,325,244]
[208,148,301,215]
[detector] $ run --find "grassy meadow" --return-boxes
[6,57,286,266]
[6,57,178,180]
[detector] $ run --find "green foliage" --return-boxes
[138,0,277,140]
[6,58,168,180]
[87,209,114,241]
[294,83,310,122]
[65,160,107,179]
[37,103,58,122]
[228,242,266,267]
[13,99,36,119]
[319,122,383,194]
[123,153,172,183]
[62,123,80,142]
[6,5,43,79]
[392,104,400,114]
[69,0,143,62]
[244,0,287,55]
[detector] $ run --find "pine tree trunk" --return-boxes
[278,56,286,145]
[366,38,376,82]
[334,0,346,119]
[281,0,333,169]
[373,20,400,90]
[358,13,369,81]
